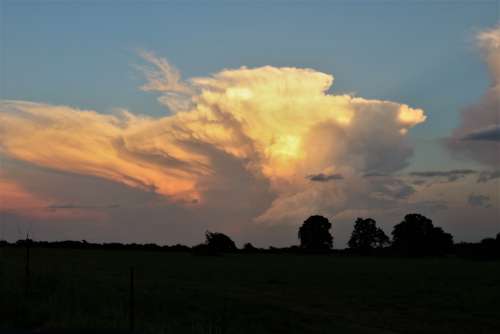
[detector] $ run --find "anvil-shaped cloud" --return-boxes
[0,56,426,222]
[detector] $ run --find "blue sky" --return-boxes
[1,0,497,140]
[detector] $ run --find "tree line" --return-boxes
[297,214,454,256]
[3,213,499,258]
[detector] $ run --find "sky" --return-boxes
[0,0,499,247]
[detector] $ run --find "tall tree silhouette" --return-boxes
[348,218,390,253]
[205,231,237,252]
[298,215,333,251]
[392,214,453,255]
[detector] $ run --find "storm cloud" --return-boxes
[0,54,426,228]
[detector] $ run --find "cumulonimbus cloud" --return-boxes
[0,54,426,220]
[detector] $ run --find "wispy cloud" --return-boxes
[47,203,120,210]
[137,51,195,113]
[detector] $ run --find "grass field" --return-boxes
[1,247,499,334]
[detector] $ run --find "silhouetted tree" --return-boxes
[243,242,257,252]
[392,214,453,256]
[348,218,390,253]
[298,215,333,251]
[491,233,500,257]
[205,231,237,252]
[481,237,497,249]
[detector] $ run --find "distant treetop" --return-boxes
[391,213,453,256]
[348,218,390,253]
[298,215,333,251]
[204,231,237,252]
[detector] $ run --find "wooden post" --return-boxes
[129,266,135,332]
[221,297,228,334]
[25,234,30,297]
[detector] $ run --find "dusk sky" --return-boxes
[0,1,499,247]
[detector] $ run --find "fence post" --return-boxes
[129,266,135,332]
[25,234,30,297]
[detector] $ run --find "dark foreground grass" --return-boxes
[1,247,499,334]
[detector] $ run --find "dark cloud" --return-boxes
[362,172,388,178]
[477,170,500,183]
[462,124,500,142]
[306,173,344,182]
[48,203,120,210]
[370,178,415,200]
[421,200,449,212]
[408,168,500,184]
[409,169,477,182]
[468,194,492,208]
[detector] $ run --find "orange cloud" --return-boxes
[0,57,426,217]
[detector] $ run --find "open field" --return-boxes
[1,247,499,334]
